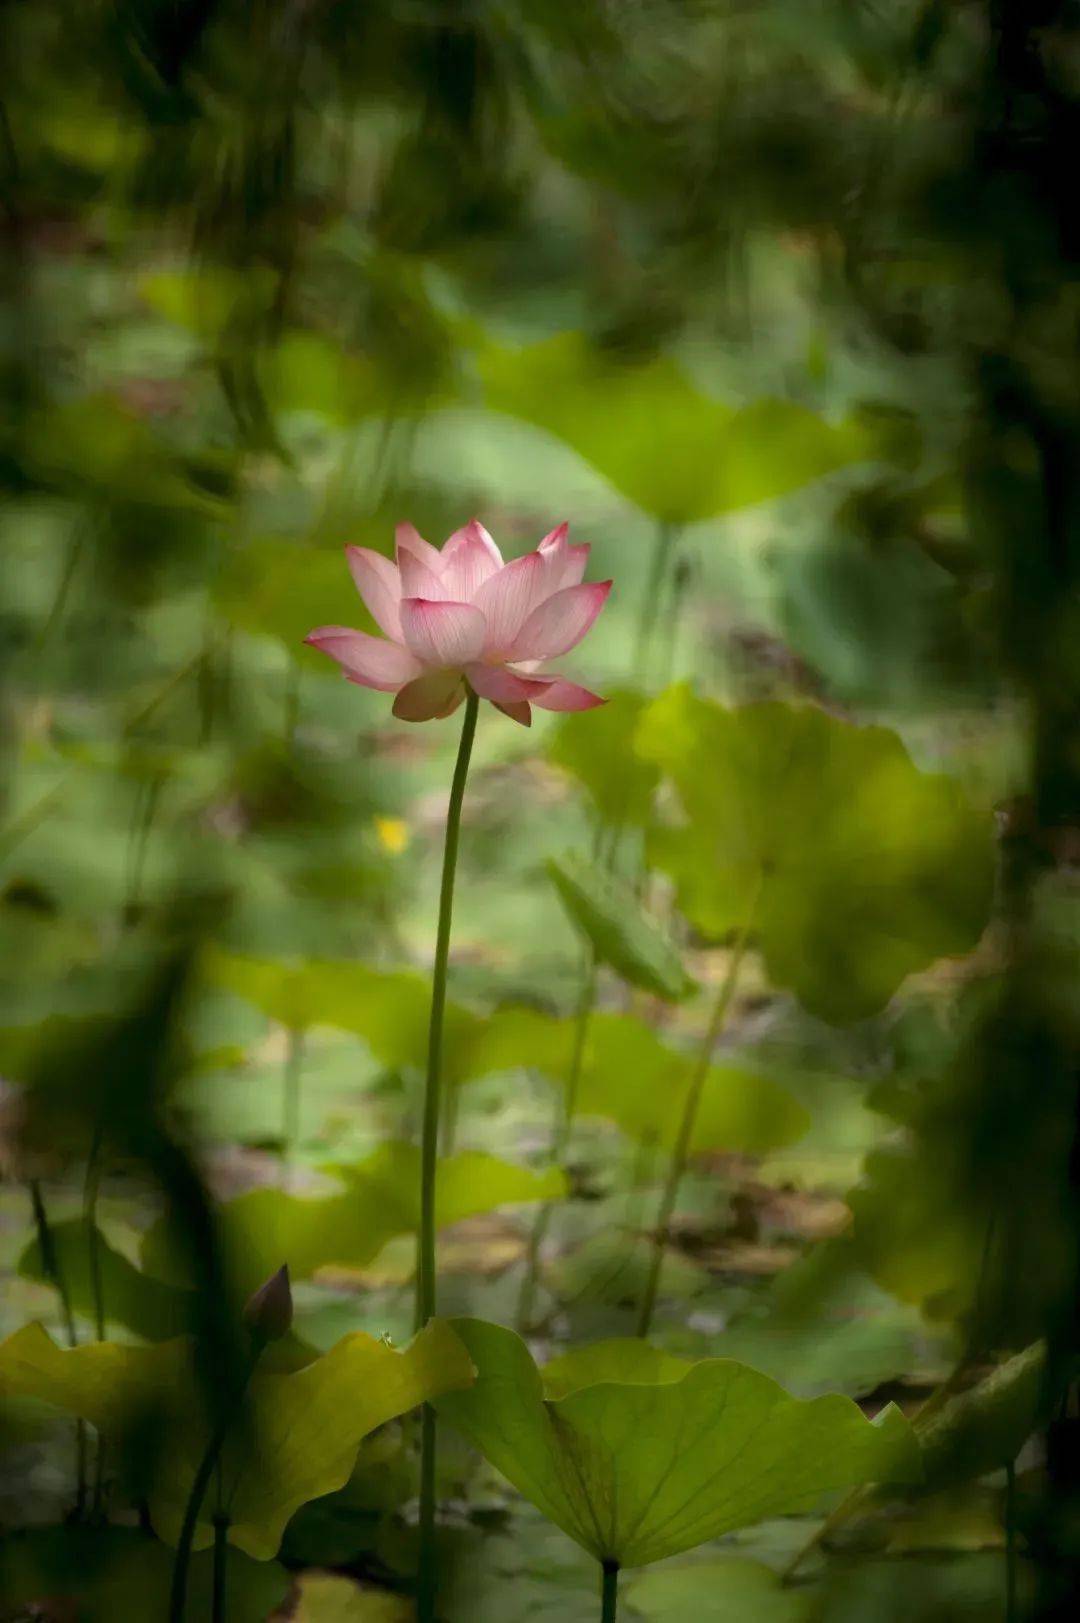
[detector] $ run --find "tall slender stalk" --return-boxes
[636,898,758,1339]
[517,950,597,1332]
[601,1560,619,1623]
[28,1179,86,1516]
[416,689,479,1623]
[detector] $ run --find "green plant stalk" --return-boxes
[212,1513,230,1623]
[416,689,479,1623]
[28,1179,87,1516]
[601,1560,619,1623]
[636,907,756,1339]
[517,950,597,1331]
[168,1341,263,1623]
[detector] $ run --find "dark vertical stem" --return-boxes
[28,1178,86,1517]
[517,951,597,1332]
[212,1514,230,1623]
[601,1560,619,1623]
[416,689,479,1623]
[636,895,758,1339]
[28,1180,76,1345]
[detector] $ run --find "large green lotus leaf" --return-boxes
[0,1318,473,1559]
[18,1218,195,1340]
[547,690,659,828]
[477,333,874,522]
[547,854,696,1002]
[436,1319,921,1568]
[202,947,482,1082]
[0,1526,288,1623]
[468,1007,809,1153]
[636,688,994,1021]
[141,1143,565,1290]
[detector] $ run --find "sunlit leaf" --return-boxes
[547,854,695,1001]
[140,1143,565,1291]
[478,333,876,522]
[0,1318,474,1559]
[436,1319,921,1567]
[637,688,994,1021]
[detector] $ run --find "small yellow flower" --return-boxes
[375,816,409,854]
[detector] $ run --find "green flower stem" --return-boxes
[168,1341,263,1623]
[212,1513,230,1623]
[28,1179,86,1517]
[601,1560,619,1623]
[416,688,479,1623]
[636,901,757,1340]
[517,948,597,1332]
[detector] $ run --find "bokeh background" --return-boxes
[1,1,1079,1619]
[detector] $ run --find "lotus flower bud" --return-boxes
[243,1264,292,1344]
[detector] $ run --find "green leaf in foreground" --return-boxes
[0,1317,473,1559]
[637,689,994,1022]
[547,853,695,1001]
[140,1143,565,1290]
[435,1319,921,1568]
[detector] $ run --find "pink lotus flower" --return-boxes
[305,520,611,726]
